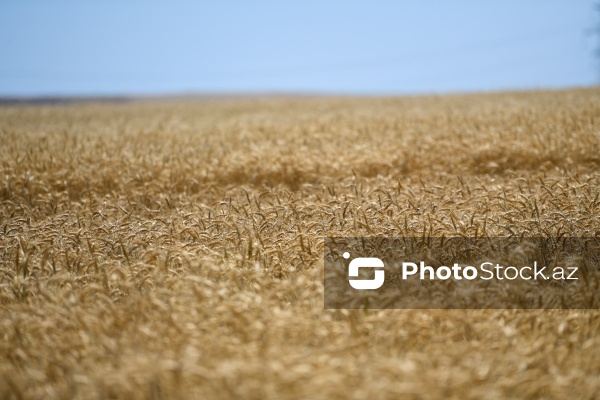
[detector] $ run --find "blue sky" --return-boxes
[0,0,597,96]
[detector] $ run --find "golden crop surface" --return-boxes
[1,89,600,399]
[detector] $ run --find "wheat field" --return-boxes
[1,88,600,399]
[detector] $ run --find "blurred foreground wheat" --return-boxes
[1,89,600,399]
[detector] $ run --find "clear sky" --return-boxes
[0,0,597,96]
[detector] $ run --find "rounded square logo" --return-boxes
[345,253,385,290]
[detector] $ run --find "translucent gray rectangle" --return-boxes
[324,237,600,309]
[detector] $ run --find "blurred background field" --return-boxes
[1,88,600,399]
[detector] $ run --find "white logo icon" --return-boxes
[344,252,385,290]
